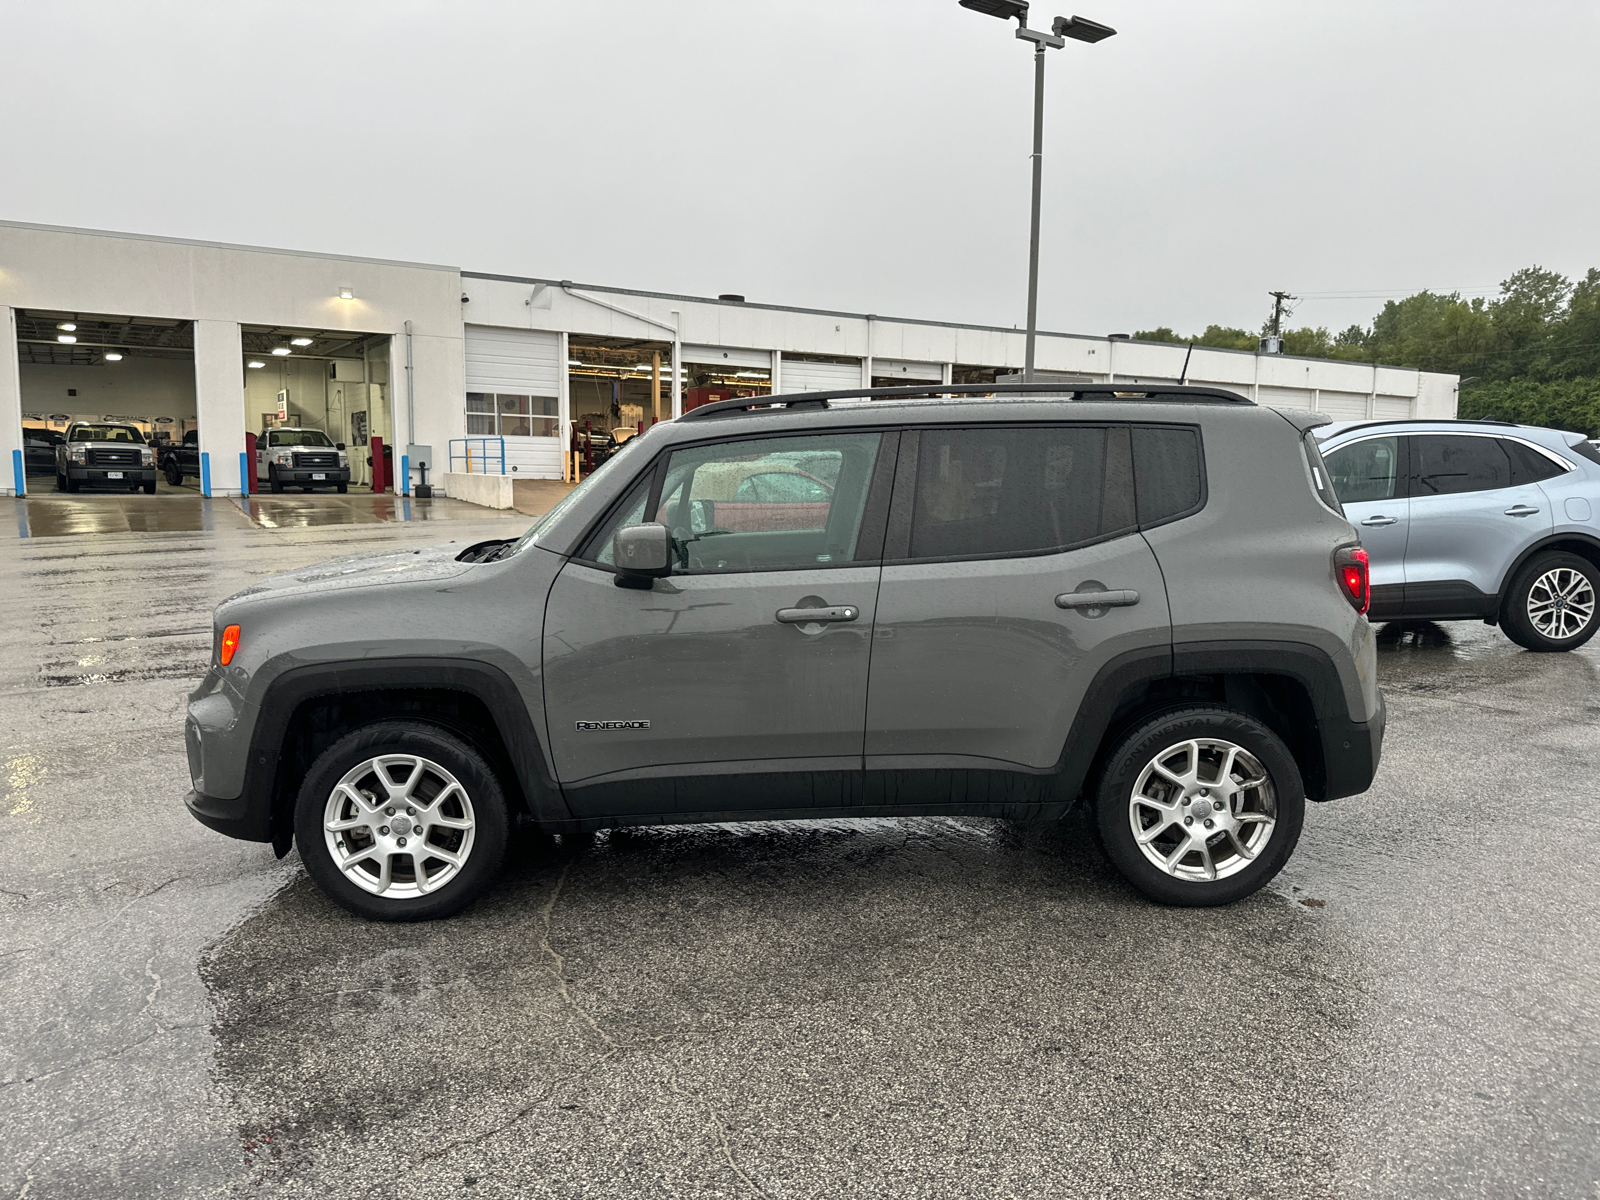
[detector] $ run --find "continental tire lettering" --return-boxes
[575,720,651,731]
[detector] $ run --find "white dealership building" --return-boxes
[0,219,1460,498]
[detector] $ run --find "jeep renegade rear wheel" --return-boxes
[294,721,510,921]
[1094,706,1304,907]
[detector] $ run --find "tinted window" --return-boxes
[268,429,334,448]
[1131,425,1203,524]
[1411,435,1511,496]
[1500,439,1566,485]
[587,432,882,572]
[1325,436,1402,504]
[69,424,143,443]
[907,425,1135,559]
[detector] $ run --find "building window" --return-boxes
[466,392,558,437]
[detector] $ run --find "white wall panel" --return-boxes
[682,344,771,370]
[870,358,943,381]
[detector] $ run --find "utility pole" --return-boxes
[1268,291,1296,338]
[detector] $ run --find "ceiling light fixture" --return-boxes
[337,286,354,300]
[290,337,314,347]
[57,322,77,332]
[57,334,76,344]
[734,370,767,378]
[271,347,292,356]
[104,352,123,362]
[247,360,266,369]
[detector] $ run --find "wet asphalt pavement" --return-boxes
[2,496,1598,1199]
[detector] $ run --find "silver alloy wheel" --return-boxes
[1526,567,1597,641]
[322,754,476,898]
[1128,738,1276,882]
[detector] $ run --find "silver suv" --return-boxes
[1317,419,1600,651]
[184,385,1385,920]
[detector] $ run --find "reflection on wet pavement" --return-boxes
[13,492,523,537]
[2,524,1599,1199]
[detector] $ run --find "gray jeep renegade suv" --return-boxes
[184,384,1384,920]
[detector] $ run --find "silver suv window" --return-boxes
[1325,436,1402,503]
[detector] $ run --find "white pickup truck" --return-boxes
[256,427,351,493]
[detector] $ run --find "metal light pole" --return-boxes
[958,3,1116,381]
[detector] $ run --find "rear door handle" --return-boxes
[1056,589,1140,609]
[1360,515,1398,527]
[1504,505,1541,517]
[776,605,858,624]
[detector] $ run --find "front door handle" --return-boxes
[1360,515,1398,527]
[1056,589,1140,610]
[1504,505,1541,517]
[776,605,858,624]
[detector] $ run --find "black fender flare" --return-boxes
[246,657,567,847]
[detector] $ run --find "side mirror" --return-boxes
[336,442,346,451]
[612,523,671,589]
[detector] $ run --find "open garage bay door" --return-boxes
[465,325,562,478]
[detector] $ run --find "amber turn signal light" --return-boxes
[219,624,241,665]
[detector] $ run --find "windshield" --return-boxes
[70,424,144,443]
[511,427,658,555]
[269,429,335,447]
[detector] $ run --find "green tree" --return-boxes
[1487,265,1572,380]
[1458,377,1600,437]
[1548,267,1600,379]
[1132,326,1186,344]
[1368,290,1493,375]
[1194,325,1256,351]
[1279,326,1335,358]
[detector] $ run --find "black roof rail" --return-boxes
[677,382,1253,422]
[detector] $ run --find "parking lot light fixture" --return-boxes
[960,3,1115,381]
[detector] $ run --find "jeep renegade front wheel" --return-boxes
[294,721,510,921]
[1094,706,1304,907]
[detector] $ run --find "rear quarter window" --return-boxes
[1130,425,1204,526]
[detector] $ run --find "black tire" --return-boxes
[55,470,66,492]
[268,464,284,494]
[337,482,348,494]
[1500,551,1600,652]
[164,461,183,486]
[1093,705,1305,907]
[294,721,511,921]
[64,473,79,493]
[142,481,157,494]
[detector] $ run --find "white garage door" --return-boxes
[464,325,563,478]
[782,358,862,394]
[1257,385,1314,410]
[1317,391,1371,419]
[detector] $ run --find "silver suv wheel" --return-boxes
[323,754,477,898]
[1128,738,1277,882]
[1525,567,1596,641]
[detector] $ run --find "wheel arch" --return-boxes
[1497,533,1600,619]
[249,658,566,855]
[1057,642,1379,806]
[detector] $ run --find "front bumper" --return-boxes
[1319,688,1386,801]
[273,467,350,485]
[185,787,272,842]
[66,465,157,485]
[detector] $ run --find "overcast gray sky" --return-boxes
[3,1,1597,339]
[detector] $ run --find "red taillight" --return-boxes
[1335,546,1370,615]
[219,624,241,665]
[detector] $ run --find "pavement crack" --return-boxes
[668,1077,768,1197]
[537,860,616,1051]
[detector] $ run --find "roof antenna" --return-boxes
[1179,341,1194,385]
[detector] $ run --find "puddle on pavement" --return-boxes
[10,493,524,538]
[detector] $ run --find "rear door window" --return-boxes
[1325,436,1404,503]
[1410,435,1512,496]
[900,425,1137,560]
